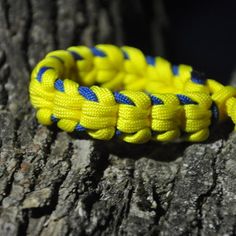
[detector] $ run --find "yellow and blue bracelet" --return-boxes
[29,45,236,143]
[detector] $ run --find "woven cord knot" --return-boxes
[207,79,236,127]
[226,97,236,129]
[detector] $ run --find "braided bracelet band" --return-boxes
[29,44,236,144]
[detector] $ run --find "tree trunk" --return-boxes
[0,0,236,235]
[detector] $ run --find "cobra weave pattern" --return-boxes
[29,45,236,143]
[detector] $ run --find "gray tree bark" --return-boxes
[0,0,236,235]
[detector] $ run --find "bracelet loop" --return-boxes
[29,45,236,143]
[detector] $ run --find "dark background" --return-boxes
[122,0,236,83]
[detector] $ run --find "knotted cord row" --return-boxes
[29,45,236,143]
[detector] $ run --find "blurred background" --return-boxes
[121,0,236,84]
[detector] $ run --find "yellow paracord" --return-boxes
[29,44,236,143]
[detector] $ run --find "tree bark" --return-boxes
[0,0,236,235]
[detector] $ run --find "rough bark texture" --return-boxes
[0,0,236,235]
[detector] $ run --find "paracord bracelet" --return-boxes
[29,45,236,143]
